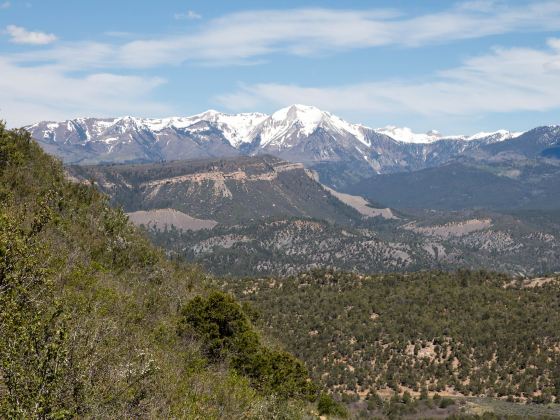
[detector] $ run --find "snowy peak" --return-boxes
[26,106,526,150]
[257,104,369,148]
[375,125,524,144]
[466,129,523,142]
[374,126,445,144]
[27,105,533,170]
[271,104,324,133]
[260,104,328,146]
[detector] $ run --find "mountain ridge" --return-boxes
[26,104,522,146]
[26,104,524,166]
[26,105,558,190]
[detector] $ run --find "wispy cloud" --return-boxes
[216,39,560,118]
[0,2,10,10]
[6,25,57,45]
[174,10,201,20]
[0,58,168,126]
[10,2,560,69]
[3,2,560,126]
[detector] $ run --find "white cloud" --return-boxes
[3,3,560,126]
[6,25,57,45]
[10,2,560,69]
[216,40,560,118]
[0,2,10,9]
[174,10,201,20]
[0,58,168,127]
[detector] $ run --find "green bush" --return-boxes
[439,397,455,408]
[179,291,317,399]
[317,393,347,417]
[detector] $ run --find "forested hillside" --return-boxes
[149,209,560,278]
[223,270,560,417]
[0,123,318,418]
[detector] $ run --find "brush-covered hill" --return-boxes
[0,123,319,418]
[223,269,560,418]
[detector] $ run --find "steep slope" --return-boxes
[0,123,316,417]
[68,155,363,226]
[474,125,560,160]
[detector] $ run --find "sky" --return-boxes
[1,0,560,134]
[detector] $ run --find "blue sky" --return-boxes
[1,0,560,134]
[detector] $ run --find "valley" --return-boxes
[64,149,560,278]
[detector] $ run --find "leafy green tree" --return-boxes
[317,393,347,417]
[179,291,317,399]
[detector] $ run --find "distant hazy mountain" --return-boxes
[26,104,527,188]
[349,159,560,211]
[475,126,560,160]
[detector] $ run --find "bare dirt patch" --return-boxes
[404,218,492,239]
[127,208,217,231]
[322,186,398,219]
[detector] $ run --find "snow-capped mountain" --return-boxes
[253,104,369,148]
[466,129,523,142]
[27,104,551,189]
[375,125,522,144]
[375,126,446,144]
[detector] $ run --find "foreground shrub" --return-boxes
[179,291,317,399]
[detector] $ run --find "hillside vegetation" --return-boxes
[223,269,560,416]
[0,123,317,418]
[150,208,560,278]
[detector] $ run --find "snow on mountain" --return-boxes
[27,105,524,149]
[374,126,444,144]
[466,129,523,142]
[173,110,268,147]
[26,104,533,174]
[374,125,525,144]
[255,104,369,148]
[28,112,268,147]
[98,112,268,147]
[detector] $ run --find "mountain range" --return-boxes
[26,104,536,189]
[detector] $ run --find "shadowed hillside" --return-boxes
[68,155,362,226]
